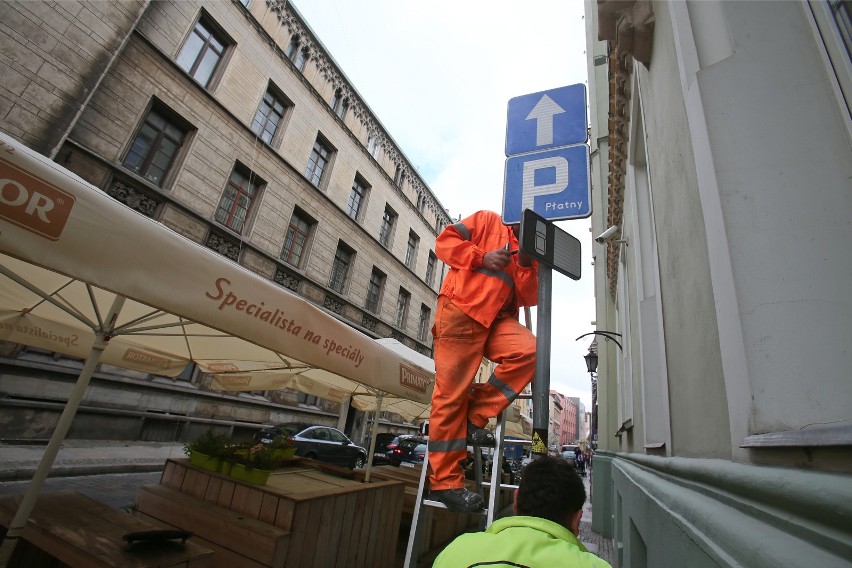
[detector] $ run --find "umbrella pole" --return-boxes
[0,296,125,567]
[364,394,384,483]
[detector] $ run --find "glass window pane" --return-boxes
[194,49,220,86]
[176,34,204,72]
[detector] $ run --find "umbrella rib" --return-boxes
[110,309,178,335]
[84,284,105,330]
[0,264,97,329]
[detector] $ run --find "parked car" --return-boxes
[372,433,410,465]
[561,444,579,467]
[387,436,428,468]
[253,422,367,469]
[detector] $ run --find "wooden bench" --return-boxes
[0,491,213,568]
[135,485,289,568]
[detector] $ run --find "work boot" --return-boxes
[429,488,485,512]
[467,422,496,446]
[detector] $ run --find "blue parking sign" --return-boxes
[505,84,588,156]
[502,144,590,224]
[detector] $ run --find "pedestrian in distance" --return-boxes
[427,210,538,512]
[433,455,612,568]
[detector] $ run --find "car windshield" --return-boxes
[399,439,423,450]
[277,423,308,436]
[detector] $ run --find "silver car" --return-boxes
[254,422,367,469]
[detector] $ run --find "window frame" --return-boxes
[425,251,437,286]
[328,241,355,294]
[332,88,349,120]
[175,11,232,89]
[305,136,334,189]
[393,164,405,188]
[417,304,431,342]
[366,133,380,159]
[395,288,410,330]
[281,207,316,269]
[347,175,369,222]
[379,205,397,248]
[251,84,291,147]
[365,267,386,314]
[122,100,192,188]
[405,230,419,269]
[214,163,264,235]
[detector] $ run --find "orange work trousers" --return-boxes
[428,296,536,491]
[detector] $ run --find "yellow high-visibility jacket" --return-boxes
[433,515,613,568]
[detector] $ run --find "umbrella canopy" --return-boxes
[0,131,434,402]
[209,338,432,422]
[0,131,434,562]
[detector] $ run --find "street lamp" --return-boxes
[584,350,598,374]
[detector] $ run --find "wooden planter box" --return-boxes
[135,458,404,568]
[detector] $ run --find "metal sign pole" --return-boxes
[531,264,552,456]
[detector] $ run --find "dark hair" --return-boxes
[516,456,585,524]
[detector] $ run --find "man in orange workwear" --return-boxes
[428,210,538,512]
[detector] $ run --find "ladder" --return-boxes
[403,406,530,567]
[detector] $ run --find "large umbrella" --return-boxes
[0,131,434,563]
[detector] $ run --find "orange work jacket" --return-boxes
[436,210,538,328]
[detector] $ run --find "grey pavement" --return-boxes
[0,441,616,567]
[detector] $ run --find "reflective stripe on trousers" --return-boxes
[428,296,536,491]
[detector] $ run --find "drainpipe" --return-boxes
[49,0,152,159]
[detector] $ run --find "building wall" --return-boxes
[0,0,450,443]
[585,0,852,565]
[0,0,150,156]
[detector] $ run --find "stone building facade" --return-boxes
[0,0,451,444]
[585,1,851,566]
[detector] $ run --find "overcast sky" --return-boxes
[290,0,596,409]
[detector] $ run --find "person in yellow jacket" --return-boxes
[433,456,612,568]
[428,210,538,512]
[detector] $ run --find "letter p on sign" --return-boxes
[521,155,568,213]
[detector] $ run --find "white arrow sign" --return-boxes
[526,94,566,147]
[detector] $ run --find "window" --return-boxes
[297,392,318,406]
[405,231,419,269]
[394,164,405,187]
[366,133,380,158]
[251,87,288,145]
[281,208,315,268]
[306,137,333,188]
[425,251,437,286]
[395,288,410,329]
[417,304,431,342]
[123,103,190,186]
[214,165,263,234]
[176,14,228,88]
[331,89,348,119]
[366,268,386,313]
[379,206,397,248]
[285,35,308,71]
[416,192,427,214]
[329,242,354,294]
[347,176,368,221]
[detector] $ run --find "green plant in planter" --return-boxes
[267,436,296,450]
[183,428,229,467]
[243,443,278,470]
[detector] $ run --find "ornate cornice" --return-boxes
[597,0,654,300]
[265,0,452,228]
